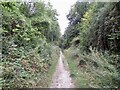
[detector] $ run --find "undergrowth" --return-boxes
[64,46,119,88]
[1,45,59,89]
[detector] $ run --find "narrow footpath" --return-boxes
[50,50,74,88]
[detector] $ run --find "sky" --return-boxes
[44,0,78,35]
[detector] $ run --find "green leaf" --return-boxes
[0,28,4,34]
[12,28,19,32]
[24,38,30,41]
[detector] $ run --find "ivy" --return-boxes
[1,1,60,88]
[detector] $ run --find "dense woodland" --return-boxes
[1,1,60,88]
[62,1,120,88]
[0,0,120,89]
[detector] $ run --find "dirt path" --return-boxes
[50,50,74,88]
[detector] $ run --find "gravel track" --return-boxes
[50,50,74,88]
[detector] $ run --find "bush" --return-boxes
[65,47,119,88]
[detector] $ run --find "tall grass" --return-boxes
[64,47,119,88]
[35,46,60,88]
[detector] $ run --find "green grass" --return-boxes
[36,46,59,88]
[64,48,90,88]
[64,47,119,88]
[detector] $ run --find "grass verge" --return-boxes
[64,48,90,88]
[37,46,59,88]
[64,47,119,88]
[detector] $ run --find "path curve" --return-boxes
[50,50,74,88]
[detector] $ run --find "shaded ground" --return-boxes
[50,50,74,88]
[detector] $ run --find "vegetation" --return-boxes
[1,1,60,88]
[62,1,120,88]
[65,47,119,88]
[1,0,120,89]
